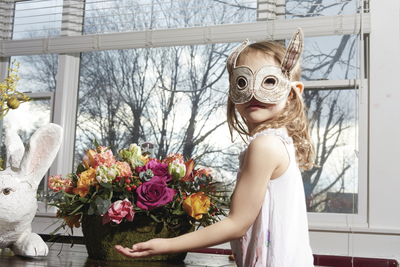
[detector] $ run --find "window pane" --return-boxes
[301,35,359,81]
[75,44,239,193]
[0,99,51,197]
[303,89,358,214]
[12,0,63,40]
[11,55,58,93]
[83,0,257,35]
[286,0,359,18]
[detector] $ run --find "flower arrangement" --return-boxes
[49,141,227,234]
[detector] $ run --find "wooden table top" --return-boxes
[0,243,237,267]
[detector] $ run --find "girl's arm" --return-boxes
[115,135,289,258]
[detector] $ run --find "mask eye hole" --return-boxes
[3,188,12,195]
[236,77,248,90]
[262,76,277,89]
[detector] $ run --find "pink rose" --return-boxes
[136,176,176,210]
[102,199,135,225]
[136,160,172,182]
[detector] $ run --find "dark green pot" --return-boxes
[81,214,193,262]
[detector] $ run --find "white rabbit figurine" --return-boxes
[0,123,62,257]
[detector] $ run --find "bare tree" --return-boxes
[302,89,355,212]
[15,0,360,213]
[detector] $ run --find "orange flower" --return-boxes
[64,214,81,228]
[180,159,194,182]
[82,149,97,169]
[197,168,212,178]
[48,174,73,193]
[73,167,96,197]
[93,147,116,168]
[162,153,184,165]
[116,161,132,177]
[183,192,210,220]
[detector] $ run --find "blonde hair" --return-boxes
[227,41,315,170]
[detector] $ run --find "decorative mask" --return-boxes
[226,28,304,104]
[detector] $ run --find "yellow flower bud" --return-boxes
[7,97,20,109]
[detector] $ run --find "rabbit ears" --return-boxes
[281,28,304,75]
[226,28,304,77]
[5,123,63,188]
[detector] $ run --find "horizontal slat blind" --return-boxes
[1,0,366,41]
[83,0,259,35]
[1,13,371,56]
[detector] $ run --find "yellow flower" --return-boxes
[141,155,150,165]
[183,192,210,220]
[73,167,96,197]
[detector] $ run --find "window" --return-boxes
[1,0,374,244]
[0,54,57,212]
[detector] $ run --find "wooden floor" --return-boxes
[0,243,238,267]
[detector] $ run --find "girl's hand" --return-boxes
[115,238,168,258]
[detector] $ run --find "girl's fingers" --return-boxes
[114,244,152,258]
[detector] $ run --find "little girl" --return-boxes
[115,28,315,267]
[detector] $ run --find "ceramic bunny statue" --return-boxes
[0,123,62,257]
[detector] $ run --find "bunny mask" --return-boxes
[226,28,304,104]
[0,123,62,257]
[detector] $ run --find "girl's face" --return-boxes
[235,54,288,132]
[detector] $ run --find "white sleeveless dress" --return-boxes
[230,129,314,267]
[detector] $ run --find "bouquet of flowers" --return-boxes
[49,141,227,235]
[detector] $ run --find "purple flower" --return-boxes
[136,176,176,210]
[136,160,172,182]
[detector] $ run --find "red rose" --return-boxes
[136,176,176,210]
[136,160,172,182]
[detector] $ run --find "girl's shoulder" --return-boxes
[240,129,292,156]
[248,128,292,145]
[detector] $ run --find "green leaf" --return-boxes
[94,197,111,215]
[62,190,76,198]
[76,163,86,174]
[100,182,112,189]
[94,138,100,150]
[88,205,94,215]
[68,204,84,215]
[79,197,90,203]
[172,209,187,216]
[65,196,70,207]
[150,214,161,223]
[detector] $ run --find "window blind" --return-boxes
[1,0,367,41]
